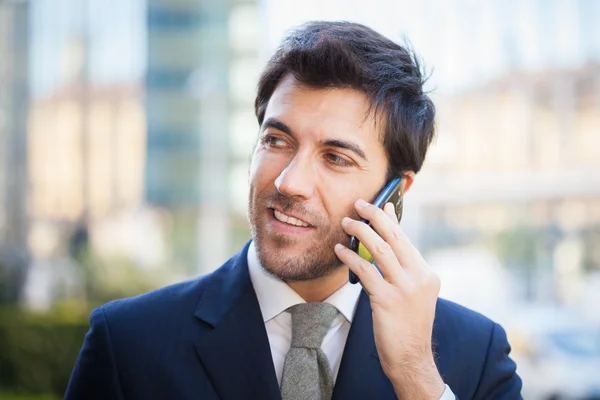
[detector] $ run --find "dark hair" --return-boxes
[255,21,436,177]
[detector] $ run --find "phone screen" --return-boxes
[348,177,403,284]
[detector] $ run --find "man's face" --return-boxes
[248,75,389,281]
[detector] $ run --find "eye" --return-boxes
[324,153,352,167]
[261,134,289,149]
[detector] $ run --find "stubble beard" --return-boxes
[248,190,350,281]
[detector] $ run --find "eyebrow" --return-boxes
[322,139,368,161]
[262,118,293,136]
[261,117,368,161]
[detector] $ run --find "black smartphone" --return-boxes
[348,177,403,284]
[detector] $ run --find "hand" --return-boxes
[334,199,445,400]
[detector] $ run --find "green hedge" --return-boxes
[0,302,90,397]
[0,392,60,400]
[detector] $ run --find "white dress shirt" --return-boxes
[247,242,455,399]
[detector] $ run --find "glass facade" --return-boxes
[145,0,235,271]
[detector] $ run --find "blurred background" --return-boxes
[0,0,599,398]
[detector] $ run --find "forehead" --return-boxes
[264,75,384,145]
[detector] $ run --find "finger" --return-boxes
[383,202,398,222]
[334,243,388,294]
[355,199,422,270]
[341,217,405,284]
[355,199,398,235]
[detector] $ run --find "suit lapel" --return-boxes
[193,242,281,400]
[332,290,397,399]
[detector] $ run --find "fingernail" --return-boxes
[356,199,368,207]
[334,243,344,251]
[342,217,352,225]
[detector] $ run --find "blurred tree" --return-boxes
[0,302,89,397]
[71,248,167,306]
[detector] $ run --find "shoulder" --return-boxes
[90,243,250,335]
[433,298,512,368]
[433,299,521,397]
[435,298,497,334]
[433,298,504,361]
[90,276,209,337]
[100,277,206,320]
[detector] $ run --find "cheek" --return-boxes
[319,173,386,222]
[248,153,261,187]
[319,178,363,223]
[249,150,287,190]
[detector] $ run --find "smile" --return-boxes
[273,209,310,227]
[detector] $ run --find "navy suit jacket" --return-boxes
[66,242,522,399]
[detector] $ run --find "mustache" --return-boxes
[262,191,324,226]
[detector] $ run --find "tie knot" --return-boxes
[288,302,338,349]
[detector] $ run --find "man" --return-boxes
[66,21,522,399]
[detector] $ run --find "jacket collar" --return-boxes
[193,241,282,400]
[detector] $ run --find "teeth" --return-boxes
[274,210,289,224]
[274,210,309,227]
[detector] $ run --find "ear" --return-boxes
[401,171,415,194]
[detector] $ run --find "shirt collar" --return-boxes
[247,241,363,323]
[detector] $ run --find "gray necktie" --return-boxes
[280,302,339,400]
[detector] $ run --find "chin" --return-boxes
[254,234,343,281]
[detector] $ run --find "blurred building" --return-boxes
[0,0,30,302]
[417,63,600,302]
[0,0,261,306]
[395,0,600,305]
[416,63,600,218]
[29,84,146,222]
[145,0,259,273]
[227,0,262,247]
[24,0,147,260]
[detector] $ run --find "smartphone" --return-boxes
[348,177,403,284]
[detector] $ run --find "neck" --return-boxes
[286,267,349,302]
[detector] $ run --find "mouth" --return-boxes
[271,208,312,227]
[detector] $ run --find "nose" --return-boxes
[274,155,315,199]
